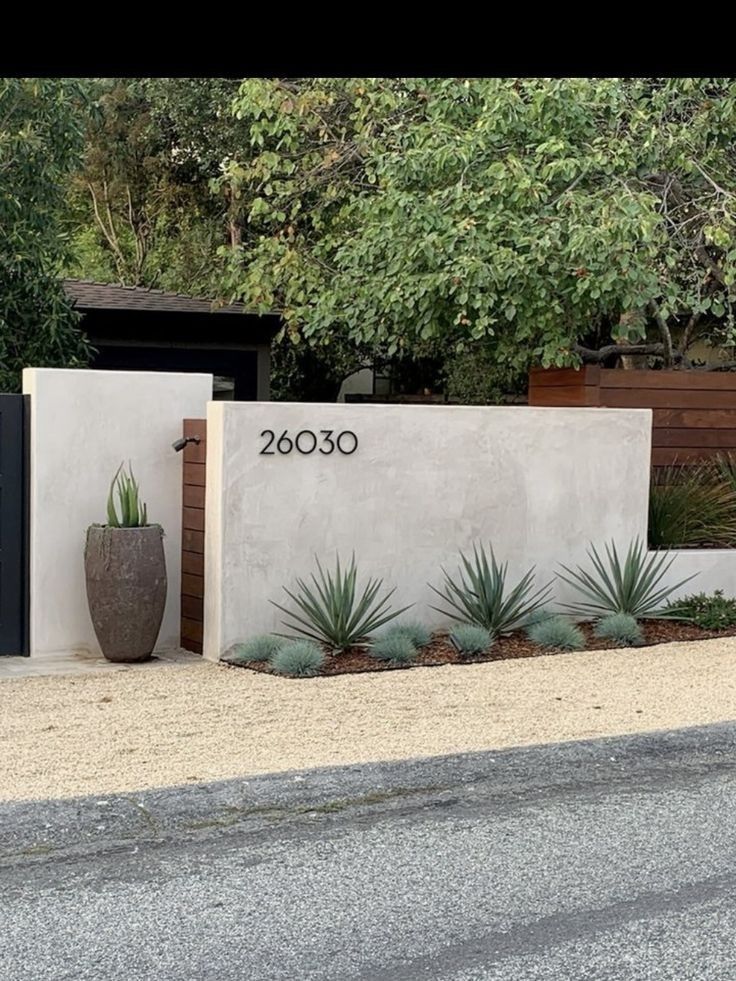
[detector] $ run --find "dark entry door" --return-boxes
[0,395,27,654]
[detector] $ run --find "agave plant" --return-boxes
[271,554,410,651]
[557,538,696,620]
[106,463,148,528]
[429,543,552,637]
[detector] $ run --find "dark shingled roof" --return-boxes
[63,279,251,316]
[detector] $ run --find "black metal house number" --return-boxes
[259,429,358,456]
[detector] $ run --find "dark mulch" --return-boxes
[222,619,736,678]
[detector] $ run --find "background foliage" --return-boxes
[0,78,90,391]
[224,78,736,379]
[65,78,246,295]
[10,77,736,400]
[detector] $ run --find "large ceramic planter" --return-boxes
[85,525,167,662]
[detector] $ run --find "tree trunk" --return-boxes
[229,219,241,249]
[614,311,650,370]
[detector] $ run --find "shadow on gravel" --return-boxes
[2,721,736,866]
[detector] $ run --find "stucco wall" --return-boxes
[23,368,212,656]
[660,549,736,600]
[203,402,654,659]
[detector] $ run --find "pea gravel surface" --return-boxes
[3,638,736,802]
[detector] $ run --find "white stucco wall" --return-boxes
[203,402,653,659]
[659,549,736,600]
[23,368,212,656]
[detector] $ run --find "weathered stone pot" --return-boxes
[85,524,167,662]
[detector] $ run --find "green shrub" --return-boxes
[593,613,643,647]
[528,616,585,651]
[523,607,554,631]
[557,538,696,620]
[370,634,417,665]
[272,553,410,651]
[230,635,283,662]
[429,543,551,638]
[450,624,492,655]
[714,452,736,495]
[106,462,148,527]
[444,344,526,406]
[382,620,432,648]
[270,640,325,677]
[648,462,736,549]
[668,590,736,630]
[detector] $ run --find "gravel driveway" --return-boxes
[3,637,736,801]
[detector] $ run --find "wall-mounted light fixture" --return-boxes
[172,435,201,453]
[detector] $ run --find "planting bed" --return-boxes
[222,620,736,677]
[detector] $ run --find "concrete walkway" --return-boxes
[0,648,198,679]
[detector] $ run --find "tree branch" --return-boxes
[705,361,736,372]
[87,181,127,280]
[690,158,736,201]
[680,311,702,354]
[550,171,585,206]
[574,342,665,364]
[695,245,727,286]
[647,300,674,367]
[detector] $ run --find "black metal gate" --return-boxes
[0,395,27,655]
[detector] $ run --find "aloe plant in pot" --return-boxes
[84,463,166,662]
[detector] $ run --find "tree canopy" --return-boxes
[224,77,736,373]
[0,78,90,391]
[65,77,248,295]
[55,77,736,402]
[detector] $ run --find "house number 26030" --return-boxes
[259,429,358,456]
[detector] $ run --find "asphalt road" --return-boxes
[3,726,736,980]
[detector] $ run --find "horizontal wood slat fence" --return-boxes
[529,367,736,467]
[181,418,207,653]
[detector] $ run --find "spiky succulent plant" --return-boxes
[106,462,148,527]
[429,543,552,638]
[557,539,695,620]
[272,553,410,651]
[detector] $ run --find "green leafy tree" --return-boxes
[224,77,736,375]
[144,77,252,252]
[443,342,527,404]
[66,78,375,401]
[65,78,245,294]
[0,78,90,391]
[269,336,376,401]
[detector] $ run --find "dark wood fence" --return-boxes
[529,367,736,466]
[181,418,207,653]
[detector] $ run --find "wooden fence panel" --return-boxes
[181,418,206,653]
[528,368,736,467]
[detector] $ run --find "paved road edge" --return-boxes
[3,721,736,862]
